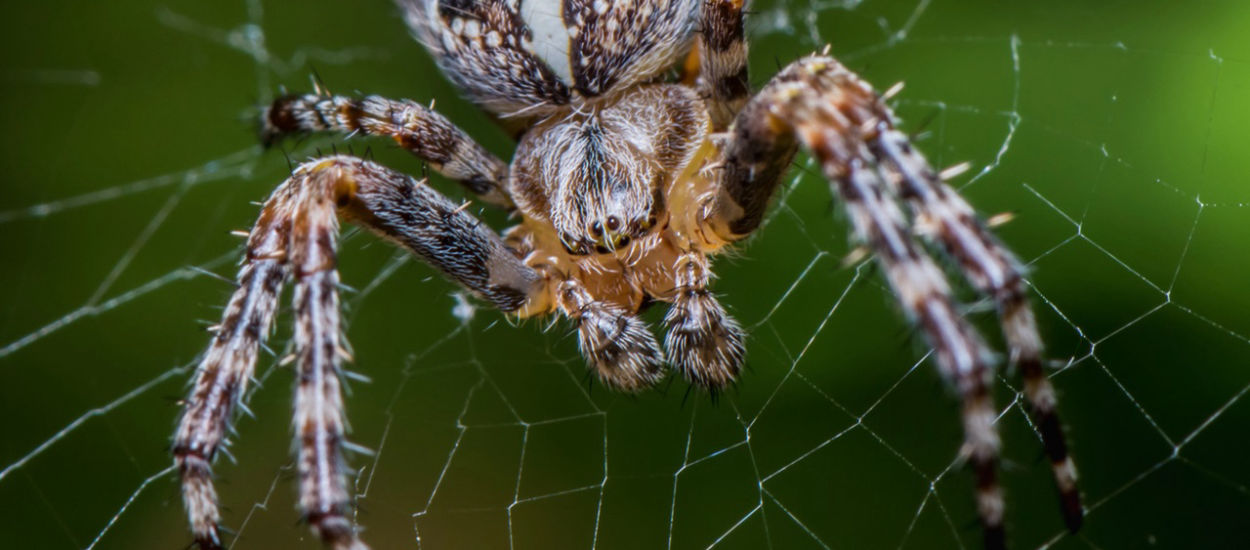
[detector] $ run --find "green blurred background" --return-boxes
[1,1,1248,548]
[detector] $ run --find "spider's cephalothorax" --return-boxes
[173,1,1084,549]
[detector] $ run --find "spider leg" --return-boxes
[174,155,541,548]
[872,126,1084,532]
[555,279,666,392]
[283,168,366,549]
[698,0,750,130]
[173,219,288,549]
[663,251,746,394]
[263,93,513,207]
[708,55,1041,548]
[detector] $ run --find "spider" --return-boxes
[172,0,1083,548]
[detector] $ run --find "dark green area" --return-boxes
[1,1,1248,549]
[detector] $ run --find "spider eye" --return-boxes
[590,221,604,237]
[605,216,621,232]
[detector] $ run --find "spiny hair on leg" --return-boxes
[558,280,665,392]
[664,292,745,394]
[663,254,745,393]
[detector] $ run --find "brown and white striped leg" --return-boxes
[286,188,365,549]
[698,0,751,130]
[871,128,1084,532]
[555,279,666,393]
[663,252,745,394]
[322,155,541,311]
[712,56,1010,548]
[263,93,513,206]
[173,155,541,548]
[838,160,1005,550]
[173,210,289,549]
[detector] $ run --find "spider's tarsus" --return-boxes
[1061,493,1085,533]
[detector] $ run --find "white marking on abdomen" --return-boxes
[520,0,575,85]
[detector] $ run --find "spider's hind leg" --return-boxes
[262,93,513,207]
[173,216,288,549]
[663,252,746,394]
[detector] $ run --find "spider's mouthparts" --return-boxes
[579,214,657,255]
[558,232,592,256]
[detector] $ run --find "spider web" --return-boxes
[2,0,1248,548]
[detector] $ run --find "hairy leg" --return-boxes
[698,0,751,130]
[173,221,288,549]
[263,94,513,206]
[836,157,1006,549]
[663,251,745,394]
[872,124,1083,532]
[555,279,665,392]
[173,156,541,548]
[283,163,366,549]
[708,55,1086,548]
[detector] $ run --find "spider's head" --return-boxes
[551,131,662,257]
[520,115,663,255]
[511,117,663,255]
[509,87,709,256]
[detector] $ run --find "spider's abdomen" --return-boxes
[399,0,700,116]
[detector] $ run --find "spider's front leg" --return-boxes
[262,93,513,207]
[870,122,1083,532]
[173,214,288,549]
[705,55,1084,548]
[174,156,541,549]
